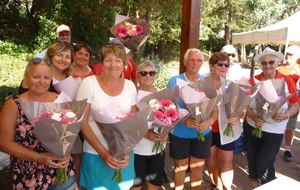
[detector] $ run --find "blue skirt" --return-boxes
[80,152,135,190]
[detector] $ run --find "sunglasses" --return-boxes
[217,62,230,68]
[30,58,51,65]
[103,44,124,49]
[139,71,157,77]
[261,60,277,66]
[226,53,236,58]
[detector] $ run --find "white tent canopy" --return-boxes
[232,11,300,45]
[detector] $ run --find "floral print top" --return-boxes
[10,96,75,190]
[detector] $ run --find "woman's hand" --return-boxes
[272,112,289,122]
[101,149,130,170]
[253,115,264,128]
[228,117,239,126]
[184,118,199,128]
[38,153,70,169]
[197,119,212,131]
[145,130,161,142]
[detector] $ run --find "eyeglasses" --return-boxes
[139,71,157,77]
[217,62,230,68]
[261,60,277,66]
[226,53,236,58]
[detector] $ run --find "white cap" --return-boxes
[254,47,283,63]
[286,45,300,56]
[56,24,71,34]
[221,44,237,54]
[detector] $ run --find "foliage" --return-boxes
[0,53,28,109]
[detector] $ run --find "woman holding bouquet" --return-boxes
[131,60,165,190]
[206,52,244,190]
[244,47,299,188]
[76,44,138,189]
[167,48,217,190]
[0,58,76,189]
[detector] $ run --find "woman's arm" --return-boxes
[273,103,299,122]
[0,98,64,168]
[197,107,218,131]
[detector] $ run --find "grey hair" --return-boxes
[138,60,156,72]
[184,48,203,62]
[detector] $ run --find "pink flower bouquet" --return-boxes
[139,87,189,154]
[110,17,150,51]
[19,99,87,184]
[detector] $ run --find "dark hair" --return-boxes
[209,52,230,65]
[74,42,92,56]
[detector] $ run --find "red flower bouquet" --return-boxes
[111,18,150,51]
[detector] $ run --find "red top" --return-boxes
[91,59,137,81]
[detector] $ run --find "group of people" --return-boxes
[0,23,299,190]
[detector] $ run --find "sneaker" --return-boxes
[284,150,293,162]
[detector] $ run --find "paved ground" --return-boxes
[162,119,300,190]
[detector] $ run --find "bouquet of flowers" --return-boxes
[19,98,87,184]
[180,76,223,142]
[91,103,151,183]
[139,87,189,154]
[221,80,259,144]
[111,17,150,51]
[253,79,291,138]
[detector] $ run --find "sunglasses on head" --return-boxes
[30,58,51,65]
[226,53,236,58]
[139,71,157,77]
[217,62,230,68]
[261,60,277,66]
[103,44,124,49]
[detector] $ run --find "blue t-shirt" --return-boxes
[167,73,211,139]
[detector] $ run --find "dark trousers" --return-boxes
[243,122,283,184]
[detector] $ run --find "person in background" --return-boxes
[244,47,299,188]
[277,45,300,162]
[76,44,137,189]
[167,48,217,190]
[206,52,244,190]
[131,60,165,190]
[91,39,138,86]
[36,24,72,59]
[0,58,76,189]
[221,44,243,81]
[70,42,94,79]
